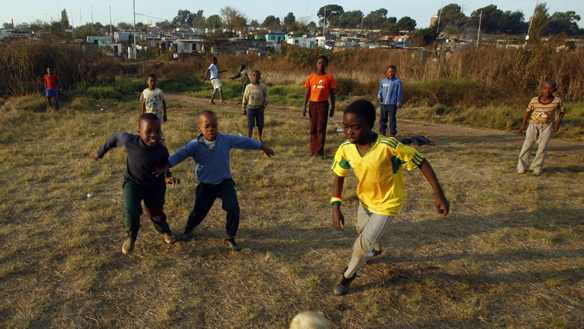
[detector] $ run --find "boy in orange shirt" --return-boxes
[43,67,63,110]
[302,56,336,159]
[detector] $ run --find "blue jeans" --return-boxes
[379,104,397,135]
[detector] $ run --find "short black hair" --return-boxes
[199,110,217,121]
[387,65,397,71]
[139,113,161,125]
[543,80,558,90]
[317,55,329,64]
[147,73,157,80]
[212,56,217,61]
[240,64,246,69]
[252,69,260,75]
[344,99,376,127]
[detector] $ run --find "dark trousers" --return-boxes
[379,104,398,135]
[184,178,240,237]
[122,178,170,238]
[309,101,329,155]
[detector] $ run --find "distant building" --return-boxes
[87,36,113,44]
[430,15,439,27]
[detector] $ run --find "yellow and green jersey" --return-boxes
[331,135,424,216]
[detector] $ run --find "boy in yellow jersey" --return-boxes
[517,80,566,176]
[330,99,450,295]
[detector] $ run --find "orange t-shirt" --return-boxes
[44,74,60,89]
[304,73,336,102]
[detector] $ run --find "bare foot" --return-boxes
[209,101,216,105]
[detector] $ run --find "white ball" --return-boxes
[87,193,93,198]
[290,311,330,329]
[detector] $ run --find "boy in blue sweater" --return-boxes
[155,110,275,250]
[377,65,402,137]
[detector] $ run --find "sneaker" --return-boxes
[533,170,542,176]
[162,232,176,244]
[334,272,357,296]
[308,152,315,157]
[224,238,242,251]
[517,169,526,174]
[181,230,194,242]
[221,100,227,104]
[122,237,136,255]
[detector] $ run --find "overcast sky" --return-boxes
[4,0,583,29]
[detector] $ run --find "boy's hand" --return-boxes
[92,150,101,160]
[153,163,171,177]
[163,114,167,122]
[259,106,265,114]
[553,123,561,133]
[435,195,450,216]
[378,98,382,102]
[242,110,247,116]
[519,125,526,133]
[332,205,345,231]
[329,108,335,117]
[165,176,180,186]
[260,144,275,157]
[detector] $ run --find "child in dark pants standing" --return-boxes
[242,70,269,142]
[377,65,402,137]
[93,113,180,255]
[154,110,275,251]
[302,56,336,159]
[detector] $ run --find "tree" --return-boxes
[436,4,467,33]
[364,8,387,30]
[250,20,260,28]
[192,10,206,29]
[528,2,549,41]
[338,10,363,28]
[397,16,416,31]
[547,11,581,36]
[317,4,344,27]
[413,27,438,46]
[308,21,317,29]
[117,22,133,30]
[60,9,69,29]
[157,20,175,30]
[2,22,14,29]
[220,6,247,31]
[263,15,278,28]
[503,11,527,35]
[207,15,222,29]
[385,17,399,35]
[470,5,506,34]
[173,10,194,27]
[284,12,296,26]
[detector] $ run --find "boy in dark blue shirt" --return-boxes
[154,110,274,251]
[93,113,180,255]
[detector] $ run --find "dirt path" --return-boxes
[166,93,584,170]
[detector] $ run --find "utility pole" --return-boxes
[57,0,60,23]
[91,5,94,30]
[109,6,113,43]
[80,7,82,26]
[133,0,137,60]
[436,0,443,34]
[476,10,482,47]
[322,6,326,37]
[526,0,539,44]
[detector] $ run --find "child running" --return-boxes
[377,65,402,137]
[330,99,449,295]
[302,56,336,159]
[242,70,269,142]
[92,113,180,255]
[154,110,275,251]
[140,73,167,140]
[44,67,63,110]
[203,57,227,104]
[517,80,566,176]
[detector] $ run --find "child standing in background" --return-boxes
[302,56,336,160]
[203,57,227,105]
[230,64,250,103]
[377,65,402,137]
[140,74,167,141]
[242,70,269,142]
[517,80,566,176]
[44,67,63,110]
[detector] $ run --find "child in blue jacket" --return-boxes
[377,65,402,137]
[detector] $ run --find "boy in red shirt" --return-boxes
[302,56,336,159]
[43,67,63,110]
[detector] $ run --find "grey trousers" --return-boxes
[517,122,554,173]
[344,204,394,279]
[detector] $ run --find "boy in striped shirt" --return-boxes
[330,99,449,295]
[517,80,566,175]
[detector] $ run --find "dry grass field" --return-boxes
[0,94,583,328]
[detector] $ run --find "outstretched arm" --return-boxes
[418,159,449,216]
[260,144,275,157]
[329,88,336,117]
[332,174,345,231]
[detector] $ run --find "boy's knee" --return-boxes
[146,208,167,226]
